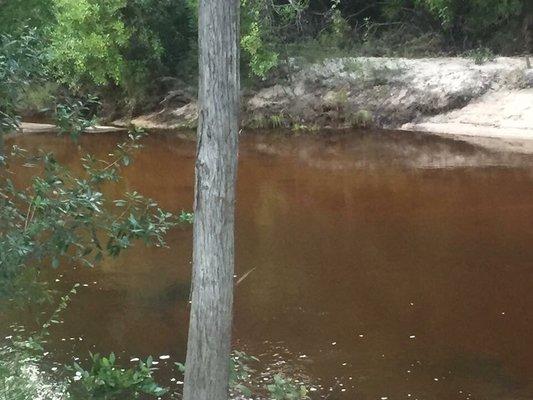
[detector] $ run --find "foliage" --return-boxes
[116,0,198,113]
[48,0,130,87]
[0,0,530,96]
[0,286,78,399]
[70,353,166,399]
[0,129,179,303]
[229,350,258,397]
[269,113,287,128]
[178,211,194,225]
[1,285,167,399]
[16,82,59,117]
[122,0,197,76]
[416,0,523,32]
[55,95,100,141]
[266,374,309,400]
[176,350,310,399]
[350,109,373,128]
[0,0,53,37]
[0,16,185,400]
[0,29,44,136]
[464,47,496,65]
[241,0,310,78]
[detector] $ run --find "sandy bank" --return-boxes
[18,122,125,134]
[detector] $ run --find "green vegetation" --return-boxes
[0,22,182,397]
[1,0,529,119]
[176,351,311,400]
[70,353,166,399]
[465,47,497,65]
[0,30,44,138]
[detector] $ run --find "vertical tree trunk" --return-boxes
[523,1,532,68]
[183,0,240,399]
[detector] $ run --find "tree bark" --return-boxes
[523,1,532,68]
[183,0,240,399]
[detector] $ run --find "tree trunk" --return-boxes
[183,0,240,399]
[523,1,532,68]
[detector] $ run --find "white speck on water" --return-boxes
[159,355,170,360]
[331,342,337,345]
[410,302,414,306]
[434,378,439,382]
[73,376,81,381]
[409,335,416,339]
[151,361,159,365]
[5,336,12,340]
[55,279,60,282]
[82,284,89,287]
[170,378,176,382]
[176,381,183,385]
[130,358,139,362]
[342,362,347,366]
[341,388,346,392]
[358,334,364,338]
[75,372,82,377]
[501,312,506,315]
[51,367,58,372]
[299,354,307,358]
[310,387,317,392]
[407,370,411,373]
[381,397,388,400]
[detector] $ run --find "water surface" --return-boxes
[5,130,533,400]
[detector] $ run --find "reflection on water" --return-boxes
[4,130,533,399]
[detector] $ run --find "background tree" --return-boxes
[183,0,240,399]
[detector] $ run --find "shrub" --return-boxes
[70,353,166,399]
[465,47,496,65]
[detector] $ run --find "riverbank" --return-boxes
[15,57,533,153]
[18,122,125,134]
[123,56,533,151]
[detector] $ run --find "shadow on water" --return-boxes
[3,129,533,399]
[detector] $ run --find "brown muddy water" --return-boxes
[4,129,533,400]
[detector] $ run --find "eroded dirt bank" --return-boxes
[128,57,533,144]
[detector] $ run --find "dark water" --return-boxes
[5,130,533,399]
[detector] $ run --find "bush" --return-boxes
[0,29,45,136]
[70,353,166,399]
[464,47,496,65]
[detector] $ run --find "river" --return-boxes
[5,129,533,399]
